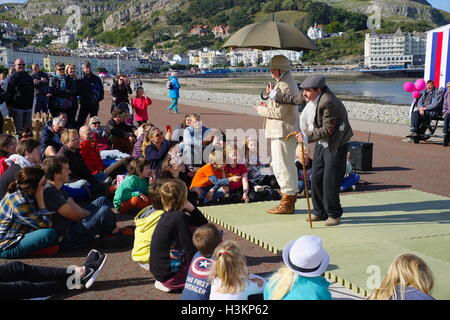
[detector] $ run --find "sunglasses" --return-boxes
[92,122,100,125]
[17,64,25,66]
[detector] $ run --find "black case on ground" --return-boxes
[349,141,373,171]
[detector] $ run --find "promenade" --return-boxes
[2,89,448,300]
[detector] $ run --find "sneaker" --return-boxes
[82,249,107,289]
[154,280,172,293]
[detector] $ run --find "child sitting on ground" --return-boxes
[113,158,153,215]
[295,144,312,196]
[150,179,206,293]
[131,180,166,271]
[180,223,223,300]
[339,152,360,192]
[224,146,250,203]
[190,150,241,204]
[369,254,435,300]
[263,235,332,300]
[132,123,151,159]
[209,240,266,300]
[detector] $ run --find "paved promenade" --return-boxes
[2,89,447,301]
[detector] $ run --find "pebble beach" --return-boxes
[141,82,411,125]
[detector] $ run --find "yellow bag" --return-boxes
[131,207,164,264]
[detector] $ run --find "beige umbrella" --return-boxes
[223,20,317,52]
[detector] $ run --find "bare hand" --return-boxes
[295,132,304,143]
[140,194,149,202]
[242,193,249,203]
[259,101,267,107]
[182,200,195,212]
[206,190,214,201]
[229,176,242,183]
[266,82,273,95]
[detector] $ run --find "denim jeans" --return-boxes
[9,107,32,133]
[198,186,225,203]
[63,179,90,202]
[33,95,49,113]
[0,228,59,259]
[61,196,116,251]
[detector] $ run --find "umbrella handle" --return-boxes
[260,89,269,101]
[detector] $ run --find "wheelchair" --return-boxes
[408,95,445,144]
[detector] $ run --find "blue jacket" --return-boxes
[264,275,332,300]
[40,120,63,158]
[168,76,180,99]
[393,286,435,300]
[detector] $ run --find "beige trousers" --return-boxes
[270,138,298,195]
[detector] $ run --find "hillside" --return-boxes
[3,0,449,57]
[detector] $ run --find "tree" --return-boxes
[142,40,153,53]
[67,39,78,50]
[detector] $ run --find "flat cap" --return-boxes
[300,74,326,89]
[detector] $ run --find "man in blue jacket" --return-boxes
[167,72,180,114]
[76,61,104,128]
[410,80,444,137]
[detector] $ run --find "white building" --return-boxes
[0,46,44,69]
[169,54,189,66]
[78,38,97,49]
[364,28,427,68]
[2,32,17,41]
[228,48,262,67]
[262,50,303,65]
[307,23,328,40]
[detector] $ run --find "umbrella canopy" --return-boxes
[223,20,317,52]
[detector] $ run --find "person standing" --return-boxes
[110,75,132,113]
[270,74,353,226]
[167,72,180,114]
[30,64,49,114]
[76,61,104,128]
[6,59,34,134]
[48,63,77,128]
[255,55,299,215]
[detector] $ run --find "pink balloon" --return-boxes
[414,79,426,92]
[403,81,415,92]
[412,91,421,99]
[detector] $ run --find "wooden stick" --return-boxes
[301,142,313,229]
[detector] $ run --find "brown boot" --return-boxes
[266,193,296,214]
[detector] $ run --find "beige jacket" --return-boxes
[257,72,300,139]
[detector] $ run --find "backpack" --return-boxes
[166,80,174,90]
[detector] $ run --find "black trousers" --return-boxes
[77,102,100,128]
[410,110,433,134]
[311,143,348,219]
[0,261,72,299]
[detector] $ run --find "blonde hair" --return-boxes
[141,126,161,155]
[265,267,298,300]
[65,64,76,77]
[369,254,434,300]
[210,240,248,294]
[159,179,187,212]
[60,129,78,145]
[189,114,201,121]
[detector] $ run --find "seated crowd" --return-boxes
[0,107,437,300]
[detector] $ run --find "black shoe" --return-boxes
[82,249,107,289]
[444,135,449,147]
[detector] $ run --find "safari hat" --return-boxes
[282,235,329,278]
[269,55,291,72]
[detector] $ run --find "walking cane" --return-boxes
[286,131,312,229]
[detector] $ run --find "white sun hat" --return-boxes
[282,235,330,278]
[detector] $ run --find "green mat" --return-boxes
[202,189,450,299]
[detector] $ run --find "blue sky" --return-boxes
[0,0,449,12]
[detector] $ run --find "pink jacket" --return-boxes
[132,96,152,121]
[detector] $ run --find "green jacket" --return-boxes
[113,175,149,208]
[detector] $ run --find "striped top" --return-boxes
[0,191,53,251]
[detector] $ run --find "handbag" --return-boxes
[56,97,73,110]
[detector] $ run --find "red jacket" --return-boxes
[0,156,8,176]
[79,140,105,175]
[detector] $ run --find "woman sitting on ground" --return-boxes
[0,166,59,259]
[143,126,172,172]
